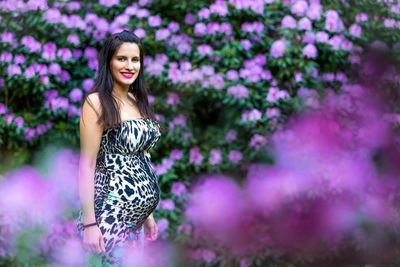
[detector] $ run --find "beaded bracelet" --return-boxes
[82,222,98,229]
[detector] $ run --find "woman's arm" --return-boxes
[79,92,103,225]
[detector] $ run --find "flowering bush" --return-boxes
[1,0,400,266]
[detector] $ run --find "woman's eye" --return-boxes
[118,58,125,61]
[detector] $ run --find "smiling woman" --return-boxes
[77,30,163,266]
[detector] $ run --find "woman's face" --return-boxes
[110,42,141,89]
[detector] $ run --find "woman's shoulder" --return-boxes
[82,92,102,116]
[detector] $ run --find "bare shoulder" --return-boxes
[81,92,102,128]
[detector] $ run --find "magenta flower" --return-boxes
[266,86,280,102]
[21,35,42,52]
[166,92,180,105]
[242,109,262,121]
[315,31,329,42]
[0,51,12,62]
[197,44,213,56]
[167,21,180,32]
[325,9,344,32]
[48,63,62,75]
[226,69,239,80]
[249,134,268,149]
[170,149,183,160]
[43,8,61,23]
[160,199,175,210]
[270,40,286,58]
[1,32,14,43]
[134,28,146,38]
[184,13,196,24]
[14,54,25,64]
[303,43,317,58]
[266,107,281,118]
[0,103,8,114]
[84,47,97,59]
[210,0,228,16]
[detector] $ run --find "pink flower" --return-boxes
[242,109,262,121]
[249,134,268,149]
[227,84,248,98]
[82,78,94,91]
[48,63,62,75]
[7,64,21,75]
[166,92,180,105]
[306,3,322,20]
[155,28,170,41]
[228,150,242,163]
[99,0,119,7]
[266,87,280,102]
[194,23,207,36]
[148,15,162,27]
[67,34,80,45]
[198,7,210,19]
[315,31,329,42]
[266,107,281,118]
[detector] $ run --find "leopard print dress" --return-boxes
[77,117,162,266]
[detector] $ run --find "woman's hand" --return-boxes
[144,214,158,243]
[82,226,106,254]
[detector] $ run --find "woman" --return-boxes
[77,30,162,266]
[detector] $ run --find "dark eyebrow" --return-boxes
[116,55,140,58]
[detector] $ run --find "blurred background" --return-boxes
[1,0,400,266]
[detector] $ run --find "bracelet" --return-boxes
[82,222,98,229]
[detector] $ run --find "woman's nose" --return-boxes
[125,60,134,70]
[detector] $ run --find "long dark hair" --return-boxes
[84,30,155,129]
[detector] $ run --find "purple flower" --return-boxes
[240,39,252,50]
[349,24,362,37]
[225,129,237,142]
[189,147,203,165]
[198,7,210,19]
[267,87,280,102]
[14,116,24,128]
[21,35,41,52]
[325,9,344,32]
[291,0,308,16]
[99,0,119,7]
[171,182,187,196]
[7,64,21,75]
[298,17,312,31]
[67,34,80,45]
[82,78,94,91]
[170,149,183,160]
[355,13,368,22]
[43,8,61,23]
[281,15,296,29]
[73,49,82,59]
[134,28,146,38]
[209,148,222,165]
[157,218,169,233]
[315,31,329,43]
[166,92,179,105]
[0,52,12,62]
[197,44,213,56]
[48,63,62,75]
[227,84,249,98]
[184,13,196,24]
[329,35,344,50]
[69,88,83,102]
[148,15,162,27]
[226,69,239,80]
[25,128,36,140]
[88,58,98,70]
[1,32,14,43]
[194,23,207,36]
[303,43,317,58]
[306,3,322,20]
[60,70,71,82]
[42,42,57,60]
[270,40,286,58]
[33,63,48,75]
[0,103,8,114]
[23,65,35,79]
[14,54,25,64]
[155,28,170,41]
[266,107,281,118]
[242,109,262,121]
[84,47,97,59]
[160,199,175,210]
[228,150,242,163]
[249,134,268,149]
[294,71,303,82]
[210,0,228,16]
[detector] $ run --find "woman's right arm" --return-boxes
[78,93,105,254]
